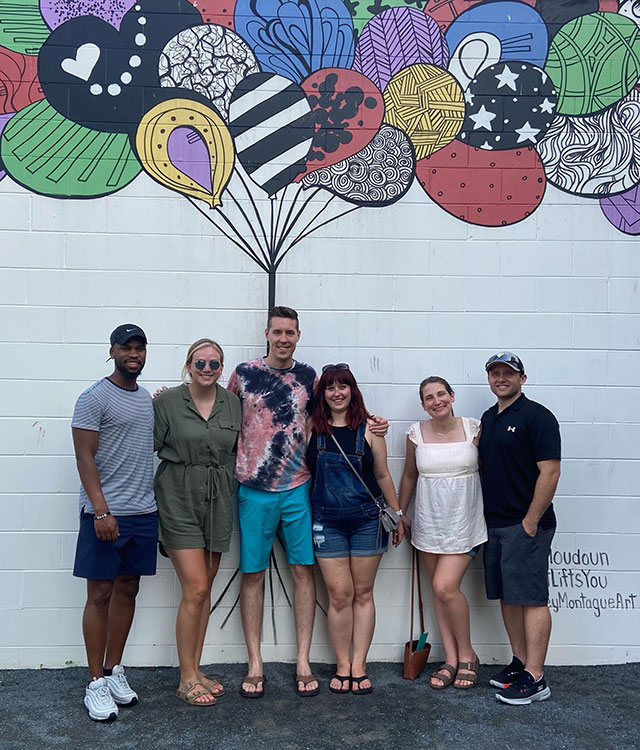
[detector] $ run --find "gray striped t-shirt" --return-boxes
[72,377,156,516]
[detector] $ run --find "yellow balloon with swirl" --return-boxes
[136,99,234,208]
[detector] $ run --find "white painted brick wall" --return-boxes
[0,170,638,670]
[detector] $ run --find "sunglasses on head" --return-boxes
[322,363,350,373]
[194,359,221,371]
[485,352,523,373]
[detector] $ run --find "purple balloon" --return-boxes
[40,0,137,30]
[354,7,449,91]
[167,126,212,193]
[601,186,640,235]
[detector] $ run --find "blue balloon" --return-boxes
[234,0,355,84]
[445,1,549,69]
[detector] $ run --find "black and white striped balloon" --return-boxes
[228,72,314,196]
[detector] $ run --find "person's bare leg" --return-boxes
[240,569,266,694]
[168,548,217,704]
[522,605,552,680]
[350,555,382,692]
[317,557,354,691]
[423,553,458,687]
[104,575,139,670]
[290,563,318,693]
[501,602,527,665]
[429,554,476,687]
[83,579,114,679]
[194,552,221,691]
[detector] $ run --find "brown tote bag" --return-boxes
[403,547,431,680]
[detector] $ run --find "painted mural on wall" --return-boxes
[0,0,638,302]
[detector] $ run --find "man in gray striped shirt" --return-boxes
[71,324,157,722]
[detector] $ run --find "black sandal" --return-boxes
[329,674,351,694]
[351,675,373,695]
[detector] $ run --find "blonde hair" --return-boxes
[181,338,224,383]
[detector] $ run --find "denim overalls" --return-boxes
[311,424,380,519]
[311,425,388,555]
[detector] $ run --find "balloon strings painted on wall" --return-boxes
[1,0,639,307]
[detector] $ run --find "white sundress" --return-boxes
[407,417,488,555]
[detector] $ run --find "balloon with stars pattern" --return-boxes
[458,62,557,151]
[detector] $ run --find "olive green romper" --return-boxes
[153,383,241,552]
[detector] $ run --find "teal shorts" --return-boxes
[238,480,314,573]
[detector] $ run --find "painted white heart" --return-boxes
[61,43,101,81]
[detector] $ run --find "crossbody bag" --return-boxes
[329,433,400,532]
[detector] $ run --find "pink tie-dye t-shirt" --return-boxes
[227,358,317,491]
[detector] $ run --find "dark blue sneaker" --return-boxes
[495,670,551,705]
[489,656,524,689]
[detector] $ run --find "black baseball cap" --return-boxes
[110,324,147,346]
[485,351,524,374]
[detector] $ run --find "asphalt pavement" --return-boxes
[1,661,637,750]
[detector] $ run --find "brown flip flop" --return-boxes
[295,673,320,697]
[239,675,266,699]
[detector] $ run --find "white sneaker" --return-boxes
[104,664,138,706]
[84,677,118,721]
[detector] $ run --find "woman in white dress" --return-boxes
[399,376,487,690]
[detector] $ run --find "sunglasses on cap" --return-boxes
[485,352,524,373]
[322,363,350,373]
[194,359,221,371]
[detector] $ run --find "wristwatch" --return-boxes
[395,509,403,516]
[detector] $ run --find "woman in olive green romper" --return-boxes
[154,339,241,706]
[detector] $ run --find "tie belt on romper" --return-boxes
[183,462,230,566]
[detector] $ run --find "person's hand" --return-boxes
[522,518,537,537]
[152,385,169,399]
[392,520,404,547]
[400,514,411,539]
[94,514,119,542]
[368,415,388,437]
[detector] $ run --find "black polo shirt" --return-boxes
[479,393,560,529]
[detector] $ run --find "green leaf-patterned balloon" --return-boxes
[1,99,141,198]
[545,12,640,117]
[0,0,50,55]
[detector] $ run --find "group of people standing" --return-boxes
[70,307,561,722]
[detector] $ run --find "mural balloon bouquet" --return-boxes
[1,0,639,309]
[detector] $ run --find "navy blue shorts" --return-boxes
[484,523,554,606]
[312,514,388,558]
[73,510,158,580]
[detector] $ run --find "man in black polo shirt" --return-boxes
[478,352,561,705]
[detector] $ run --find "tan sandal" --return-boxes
[453,655,479,689]
[198,672,224,696]
[176,679,217,706]
[429,663,457,690]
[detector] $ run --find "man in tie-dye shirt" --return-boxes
[227,306,319,698]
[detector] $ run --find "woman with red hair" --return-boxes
[307,364,403,695]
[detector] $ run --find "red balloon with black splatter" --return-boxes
[186,0,236,28]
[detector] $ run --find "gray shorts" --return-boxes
[484,523,555,606]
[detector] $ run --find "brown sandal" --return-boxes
[429,663,457,690]
[176,679,216,706]
[198,672,224,696]
[453,655,479,689]
[239,675,266,699]
[295,673,320,697]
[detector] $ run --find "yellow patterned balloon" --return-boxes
[136,98,234,208]
[383,64,464,160]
